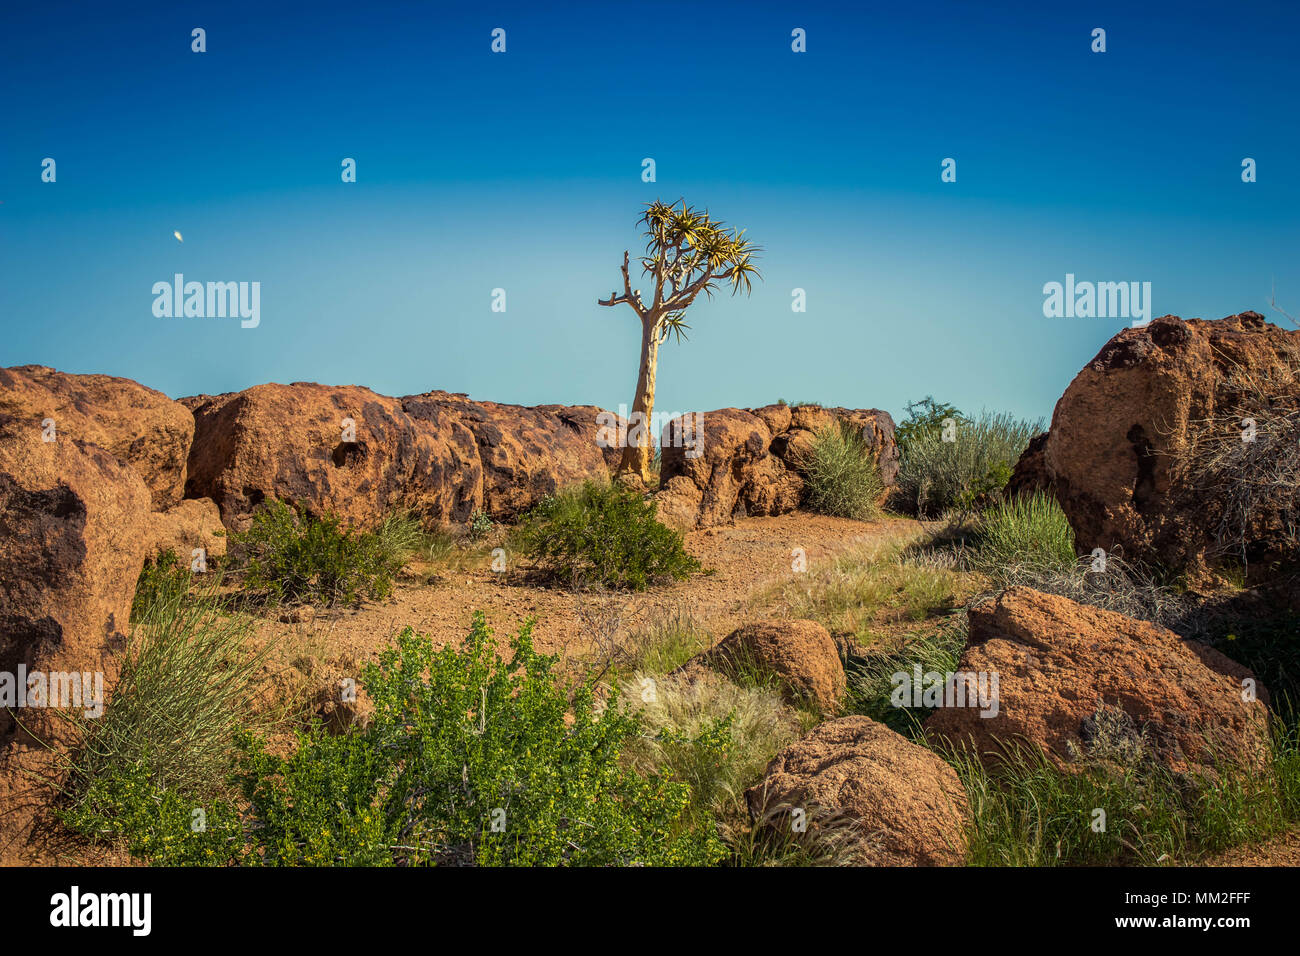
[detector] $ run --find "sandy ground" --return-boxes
[1198,826,1300,866]
[251,511,924,706]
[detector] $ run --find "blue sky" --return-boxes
[2,0,1298,424]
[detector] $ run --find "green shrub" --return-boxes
[60,761,245,865]
[467,509,493,542]
[798,421,885,520]
[512,481,700,590]
[895,396,969,446]
[970,491,1077,578]
[79,614,727,866]
[231,500,401,605]
[895,410,1042,516]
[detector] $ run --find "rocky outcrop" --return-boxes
[685,619,845,715]
[402,391,614,519]
[924,587,1270,775]
[0,425,154,862]
[185,383,483,531]
[1022,312,1300,574]
[657,404,898,530]
[0,365,194,509]
[747,716,969,866]
[184,383,616,530]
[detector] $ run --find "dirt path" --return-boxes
[252,512,925,706]
[1196,826,1300,866]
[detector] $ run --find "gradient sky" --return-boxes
[3,0,1298,426]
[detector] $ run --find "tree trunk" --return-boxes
[617,314,660,484]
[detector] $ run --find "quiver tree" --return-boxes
[599,199,762,483]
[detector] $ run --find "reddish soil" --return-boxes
[251,512,923,708]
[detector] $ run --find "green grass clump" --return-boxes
[951,713,1300,866]
[130,548,196,622]
[231,499,403,606]
[845,617,969,735]
[61,568,262,850]
[751,540,966,644]
[798,421,885,520]
[511,480,700,591]
[895,409,1042,516]
[633,609,713,674]
[372,510,430,568]
[624,671,801,834]
[970,491,1077,579]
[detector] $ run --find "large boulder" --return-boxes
[402,391,613,519]
[658,403,897,529]
[660,408,779,528]
[184,383,617,530]
[0,425,154,862]
[184,383,485,530]
[1026,312,1300,574]
[0,365,194,509]
[924,587,1270,775]
[689,619,845,715]
[746,715,970,866]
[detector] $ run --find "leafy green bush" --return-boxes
[69,614,726,867]
[970,491,1077,578]
[798,421,885,520]
[60,762,245,865]
[894,410,1042,516]
[894,396,969,446]
[512,481,700,590]
[231,500,401,605]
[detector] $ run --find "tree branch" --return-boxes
[597,250,645,319]
[661,266,718,312]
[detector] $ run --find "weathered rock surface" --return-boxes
[657,404,898,529]
[746,715,970,866]
[184,383,616,530]
[145,497,227,561]
[1018,312,1300,574]
[687,619,845,715]
[403,391,614,519]
[0,365,194,508]
[0,427,154,862]
[924,587,1270,774]
[184,383,483,530]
